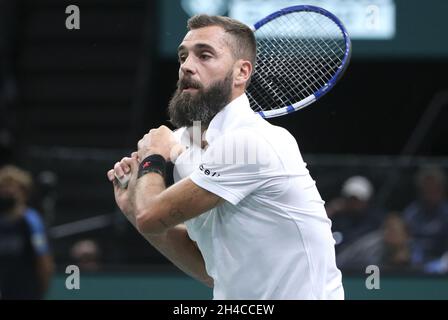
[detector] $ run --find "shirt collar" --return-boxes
[205,93,255,144]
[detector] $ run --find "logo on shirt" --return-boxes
[199,164,220,177]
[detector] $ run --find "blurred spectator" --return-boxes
[70,239,102,272]
[327,176,385,252]
[0,165,54,299]
[337,212,411,271]
[403,166,448,273]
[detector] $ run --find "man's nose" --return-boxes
[180,56,196,75]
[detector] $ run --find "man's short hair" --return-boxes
[187,14,257,84]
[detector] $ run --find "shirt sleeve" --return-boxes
[190,130,280,205]
[24,208,51,256]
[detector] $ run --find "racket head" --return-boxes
[247,5,352,118]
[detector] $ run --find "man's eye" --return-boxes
[178,55,187,63]
[200,54,211,60]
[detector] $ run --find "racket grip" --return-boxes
[114,172,130,189]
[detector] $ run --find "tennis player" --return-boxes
[107,15,343,299]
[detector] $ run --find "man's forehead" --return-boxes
[180,26,230,50]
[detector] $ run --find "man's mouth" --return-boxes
[179,79,202,92]
[182,87,198,92]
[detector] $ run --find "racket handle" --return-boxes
[114,172,130,189]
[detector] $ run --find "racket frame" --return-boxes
[249,5,352,118]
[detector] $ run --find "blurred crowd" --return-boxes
[328,166,448,274]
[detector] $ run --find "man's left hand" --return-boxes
[137,125,185,161]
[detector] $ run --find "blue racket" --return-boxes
[247,5,352,118]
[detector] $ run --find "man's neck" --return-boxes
[230,89,245,102]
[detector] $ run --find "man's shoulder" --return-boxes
[219,122,297,147]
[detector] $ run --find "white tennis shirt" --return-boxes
[173,93,344,300]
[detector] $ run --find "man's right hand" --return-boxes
[107,152,139,217]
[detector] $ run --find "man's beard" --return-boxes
[168,71,233,128]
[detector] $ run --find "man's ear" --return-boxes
[234,60,253,87]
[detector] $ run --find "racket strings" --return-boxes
[255,14,333,107]
[305,13,345,72]
[284,12,343,73]
[276,13,343,97]
[251,38,323,109]
[272,25,323,96]
[251,39,319,111]
[256,44,315,109]
[247,11,347,114]
[288,12,345,75]
[257,18,323,108]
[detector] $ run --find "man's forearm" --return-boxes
[111,149,212,286]
[146,225,214,288]
[125,166,213,287]
[124,212,213,288]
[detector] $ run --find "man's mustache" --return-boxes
[177,77,203,90]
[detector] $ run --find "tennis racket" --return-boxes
[247,5,351,118]
[115,5,351,188]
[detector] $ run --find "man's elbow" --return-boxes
[135,207,169,235]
